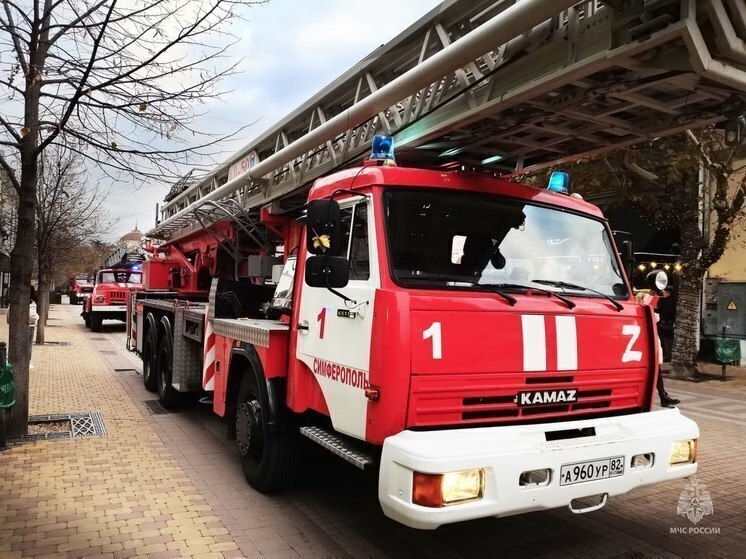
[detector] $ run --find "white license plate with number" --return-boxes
[560,456,624,486]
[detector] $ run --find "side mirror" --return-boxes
[306,199,343,255]
[305,255,349,288]
[621,240,634,279]
[612,230,635,281]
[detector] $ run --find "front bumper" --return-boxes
[91,305,127,313]
[379,409,698,529]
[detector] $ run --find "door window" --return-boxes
[339,203,370,281]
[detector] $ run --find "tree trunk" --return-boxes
[6,167,36,435]
[35,272,50,345]
[6,75,42,435]
[670,272,702,379]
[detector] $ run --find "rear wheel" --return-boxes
[142,316,158,392]
[236,370,299,492]
[91,314,102,332]
[156,319,181,408]
[70,293,78,305]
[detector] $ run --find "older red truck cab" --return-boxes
[83,267,142,332]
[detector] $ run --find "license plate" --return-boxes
[560,456,624,486]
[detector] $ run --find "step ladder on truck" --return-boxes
[126,0,746,528]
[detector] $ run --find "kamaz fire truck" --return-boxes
[123,0,746,528]
[128,149,698,528]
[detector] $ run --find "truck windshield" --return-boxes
[98,271,142,284]
[383,189,627,298]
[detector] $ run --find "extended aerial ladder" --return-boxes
[149,0,746,247]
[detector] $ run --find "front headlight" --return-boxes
[669,439,697,465]
[95,295,105,303]
[413,469,484,507]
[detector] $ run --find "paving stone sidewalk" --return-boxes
[0,305,243,559]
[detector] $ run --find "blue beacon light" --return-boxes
[370,135,395,162]
[547,171,570,194]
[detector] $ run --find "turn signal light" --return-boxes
[412,469,484,507]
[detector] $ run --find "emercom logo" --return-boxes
[669,477,719,535]
[677,478,713,525]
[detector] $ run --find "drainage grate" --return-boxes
[143,399,170,415]
[114,368,139,375]
[43,341,71,346]
[90,337,106,341]
[100,350,117,355]
[10,412,107,443]
[71,413,106,437]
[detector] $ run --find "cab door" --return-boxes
[296,198,379,439]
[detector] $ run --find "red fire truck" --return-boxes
[68,273,93,305]
[128,148,697,528]
[120,0,746,526]
[83,264,142,332]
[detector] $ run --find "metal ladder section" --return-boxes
[150,0,746,242]
[300,426,375,470]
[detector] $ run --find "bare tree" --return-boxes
[35,146,110,344]
[0,0,260,435]
[54,240,112,286]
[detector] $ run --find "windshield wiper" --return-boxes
[532,279,624,312]
[470,283,517,306]
[398,273,518,305]
[480,283,575,310]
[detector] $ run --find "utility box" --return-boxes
[143,259,171,290]
[704,280,746,339]
[245,256,283,279]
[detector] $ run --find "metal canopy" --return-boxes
[151,0,746,242]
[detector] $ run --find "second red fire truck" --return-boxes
[83,264,142,332]
[127,143,698,528]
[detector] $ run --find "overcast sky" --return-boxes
[105,0,442,241]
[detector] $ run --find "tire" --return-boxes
[70,293,78,305]
[142,315,158,392]
[235,369,299,492]
[84,313,91,329]
[91,314,102,332]
[156,318,181,408]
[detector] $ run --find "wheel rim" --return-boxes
[158,345,170,394]
[236,396,263,461]
[143,339,153,382]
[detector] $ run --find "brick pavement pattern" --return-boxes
[0,306,242,559]
[1,304,745,559]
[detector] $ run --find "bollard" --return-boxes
[28,326,35,360]
[721,326,727,381]
[0,341,7,449]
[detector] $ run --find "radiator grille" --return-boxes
[408,369,647,428]
[109,290,128,302]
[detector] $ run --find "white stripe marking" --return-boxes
[555,316,578,370]
[521,315,546,371]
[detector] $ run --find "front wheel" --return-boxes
[70,293,78,305]
[236,371,299,492]
[91,314,102,332]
